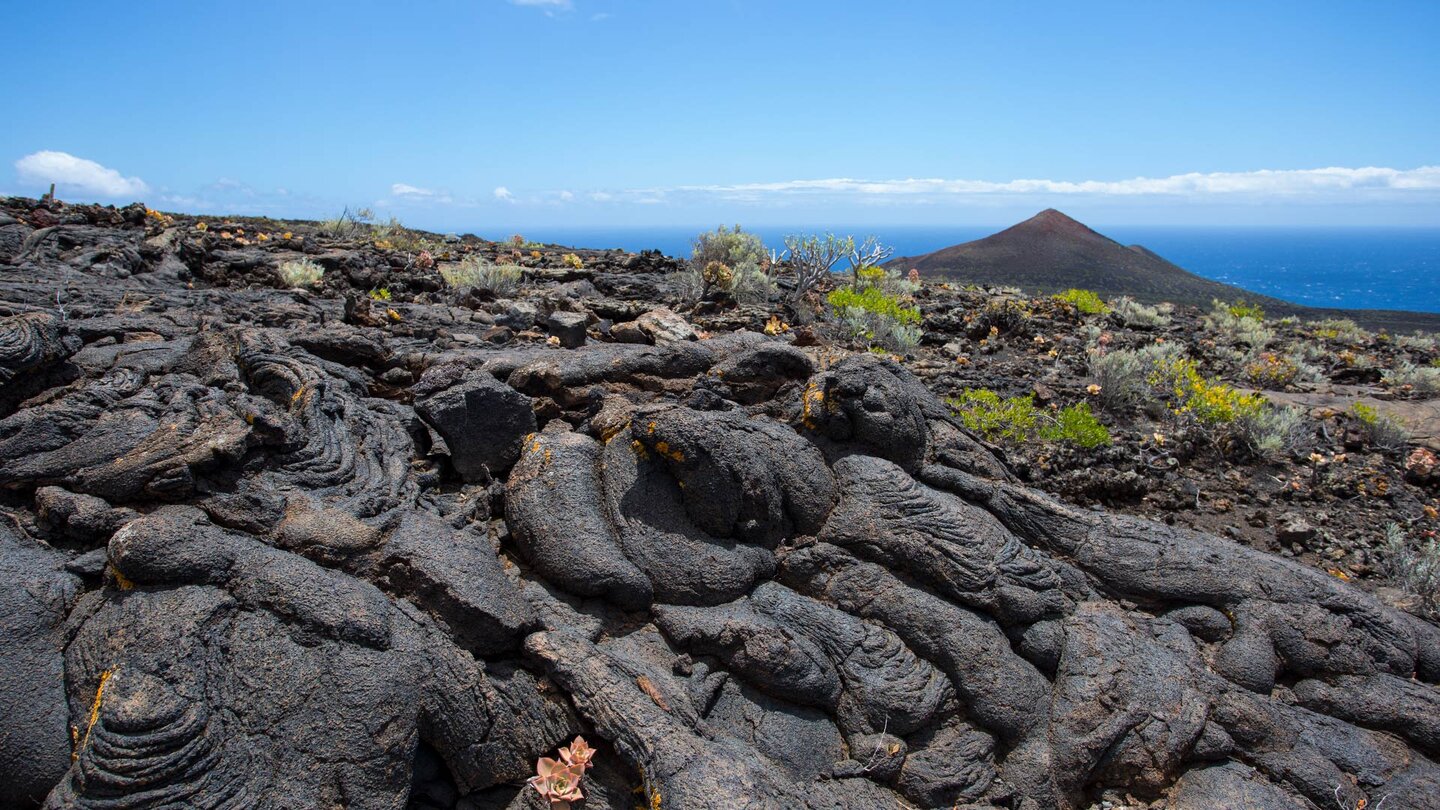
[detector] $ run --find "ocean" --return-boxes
[507,226,1440,315]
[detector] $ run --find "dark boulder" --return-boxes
[802,353,934,472]
[544,309,589,348]
[631,402,835,546]
[0,312,80,385]
[706,340,814,404]
[505,429,653,609]
[416,372,537,481]
[0,526,80,808]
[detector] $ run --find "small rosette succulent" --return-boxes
[560,736,595,769]
[528,736,596,808]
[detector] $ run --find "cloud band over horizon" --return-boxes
[391,165,1440,209]
[9,151,1440,224]
[654,165,1440,201]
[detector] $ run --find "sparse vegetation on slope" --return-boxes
[440,256,523,295]
[1054,287,1108,315]
[277,257,324,287]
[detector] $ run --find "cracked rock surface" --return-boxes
[1,196,1437,810]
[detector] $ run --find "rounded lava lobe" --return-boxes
[808,354,933,473]
[631,403,837,547]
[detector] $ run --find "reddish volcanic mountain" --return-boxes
[887,209,1440,331]
[889,209,1266,307]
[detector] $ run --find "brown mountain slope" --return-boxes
[888,209,1440,332]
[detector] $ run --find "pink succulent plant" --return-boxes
[1407,447,1437,479]
[528,757,584,808]
[560,736,595,769]
[528,736,596,808]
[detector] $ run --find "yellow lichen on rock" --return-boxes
[76,666,118,760]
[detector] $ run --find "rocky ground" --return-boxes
[900,287,1440,605]
[2,196,1438,810]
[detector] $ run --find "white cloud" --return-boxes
[590,12,612,21]
[664,166,1440,199]
[509,0,572,13]
[558,190,575,201]
[14,150,149,198]
[493,186,514,201]
[390,183,454,204]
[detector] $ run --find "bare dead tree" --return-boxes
[783,233,852,300]
[847,235,895,286]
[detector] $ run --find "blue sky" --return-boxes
[4,0,1439,230]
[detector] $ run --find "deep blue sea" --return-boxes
[511,226,1440,314]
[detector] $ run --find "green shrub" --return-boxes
[672,264,706,302]
[1206,300,1275,348]
[1350,402,1380,424]
[1309,317,1369,343]
[860,265,919,301]
[1226,299,1265,320]
[1088,342,1186,411]
[1094,341,1304,456]
[1397,332,1438,353]
[1240,347,1321,389]
[505,234,544,249]
[1054,288,1108,315]
[856,265,888,287]
[947,389,1039,443]
[1384,360,1440,397]
[827,286,921,326]
[835,302,922,353]
[1108,296,1170,328]
[440,256,522,296]
[1089,348,1146,410]
[948,390,1111,448]
[1234,404,1310,460]
[1163,362,1309,458]
[1350,402,1409,450]
[1243,351,1301,388]
[277,258,324,287]
[691,225,768,272]
[690,226,776,304]
[823,254,920,352]
[1151,355,1268,426]
[730,266,778,305]
[1295,339,1328,363]
[1038,403,1111,448]
[1382,523,1439,620]
[887,323,922,352]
